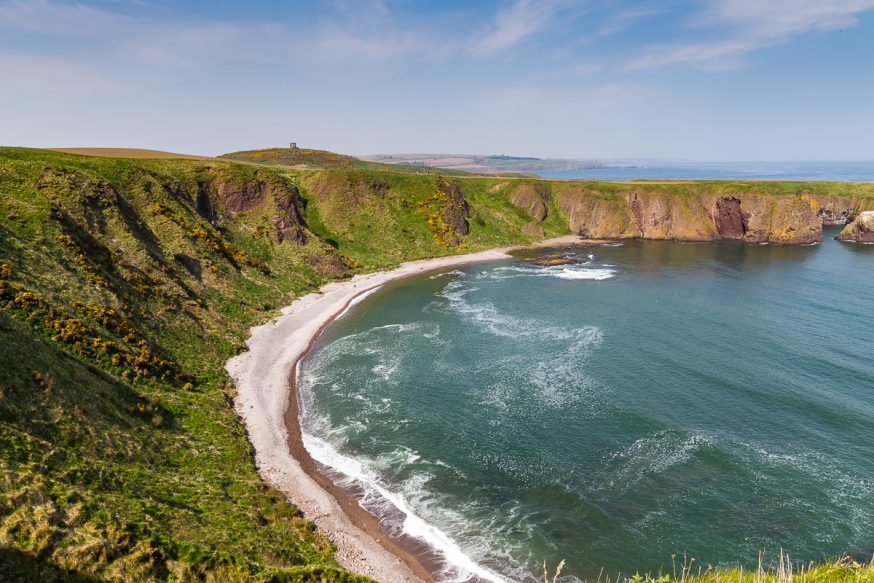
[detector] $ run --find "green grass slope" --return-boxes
[0,147,551,581]
[0,148,382,581]
[219,147,471,176]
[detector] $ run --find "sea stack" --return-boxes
[836,210,874,243]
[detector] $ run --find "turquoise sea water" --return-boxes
[298,230,874,582]
[537,161,874,181]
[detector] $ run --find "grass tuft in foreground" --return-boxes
[597,552,874,583]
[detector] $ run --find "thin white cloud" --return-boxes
[701,0,874,37]
[307,26,450,61]
[301,1,457,62]
[0,0,129,38]
[625,0,874,70]
[471,0,569,55]
[0,0,245,68]
[594,4,667,38]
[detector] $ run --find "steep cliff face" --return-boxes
[811,196,861,225]
[554,188,634,239]
[208,174,308,244]
[509,182,550,237]
[556,185,825,244]
[726,194,821,244]
[437,180,471,242]
[509,182,550,222]
[837,211,874,243]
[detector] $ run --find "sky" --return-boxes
[1,0,873,160]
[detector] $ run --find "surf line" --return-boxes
[289,273,512,583]
[227,236,588,583]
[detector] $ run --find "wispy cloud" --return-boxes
[0,0,128,38]
[594,4,667,39]
[0,0,245,67]
[301,1,456,62]
[471,0,570,55]
[625,0,874,70]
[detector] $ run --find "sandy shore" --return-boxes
[225,235,584,582]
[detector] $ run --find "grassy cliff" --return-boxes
[1,147,873,581]
[0,148,549,581]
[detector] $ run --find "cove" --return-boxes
[298,231,874,583]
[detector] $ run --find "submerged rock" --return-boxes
[837,211,874,243]
[524,252,588,266]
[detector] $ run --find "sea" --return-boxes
[537,160,874,181]
[297,229,874,582]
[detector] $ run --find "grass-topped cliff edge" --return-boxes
[1,146,873,582]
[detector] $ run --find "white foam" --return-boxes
[600,430,712,492]
[307,322,440,388]
[335,286,380,319]
[430,269,466,279]
[301,431,513,583]
[543,266,616,280]
[481,264,617,282]
[437,277,604,343]
[297,264,612,582]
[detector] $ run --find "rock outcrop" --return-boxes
[271,191,307,244]
[207,174,308,245]
[812,196,859,225]
[714,196,745,239]
[215,181,268,216]
[837,211,874,243]
[509,182,550,222]
[521,221,545,237]
[437,181,470,243]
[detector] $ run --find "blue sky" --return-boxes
[1,0,873,159]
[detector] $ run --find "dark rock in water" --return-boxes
[525,252,586,267]
[837,211,874,243]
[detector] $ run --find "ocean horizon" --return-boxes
[536,160,874,182]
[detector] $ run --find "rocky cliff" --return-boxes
[552,183,874,245]
[508,181,551,237]
[837,210,874,243]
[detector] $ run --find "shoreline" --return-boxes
[225,235,585,582]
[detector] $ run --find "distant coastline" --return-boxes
[537,160,874,181]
